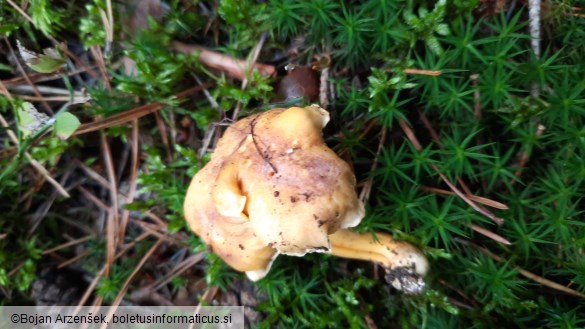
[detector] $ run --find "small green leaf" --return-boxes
[17,40,66,73]
[54,112,80,140]
[16,102,51,138]
[0,63,12,71]
[435,23,450,36]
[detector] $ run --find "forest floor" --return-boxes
[1,0,585,328]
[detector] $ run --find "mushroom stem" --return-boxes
[329,229,429,294]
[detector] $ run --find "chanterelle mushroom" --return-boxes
[184,105,428,292]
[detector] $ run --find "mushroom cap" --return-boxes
[184,105,364,277]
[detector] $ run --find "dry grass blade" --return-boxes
[455,238,585,298]
[468,224,511,245]
[78,186,110,211]
[6,0,33,25]
[154,112,172,161]
[145,212,167,227]
[100,128,119,277]
[42,234,94,255]
[76,266,106,308]
[74,85,209,135]
[9,85,85,96]
[90,46,112,91]
[197,285,219,307]
[1,67,92,88]
[129,219,185,247]
[514,124,546,179]
[517,268,585,298]
[417,110,505,223]
[152,252,205,290]
[75,231,155,310]
[438,170,504,225]
[438,278,479,307]
[110,239,163,307]
[359,127,387,203]
[76,161,111,190]
[420,187,511,244]
[386,67,442,76]
[27,157,71,197]
[97,239,163,329]
[119,120,139,242]
[232,32,268,120]
[57,250,90,268]
[399,118,505,225]
[365,314,378,329]
[404,68,442,76]
[197,122,218,159]
[187,285,220,329]
[7,95,88,102]
[0,145,16,159]
[420,186,509,210]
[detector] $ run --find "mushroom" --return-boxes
[275,65,320,102]
[184,105,428,292]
